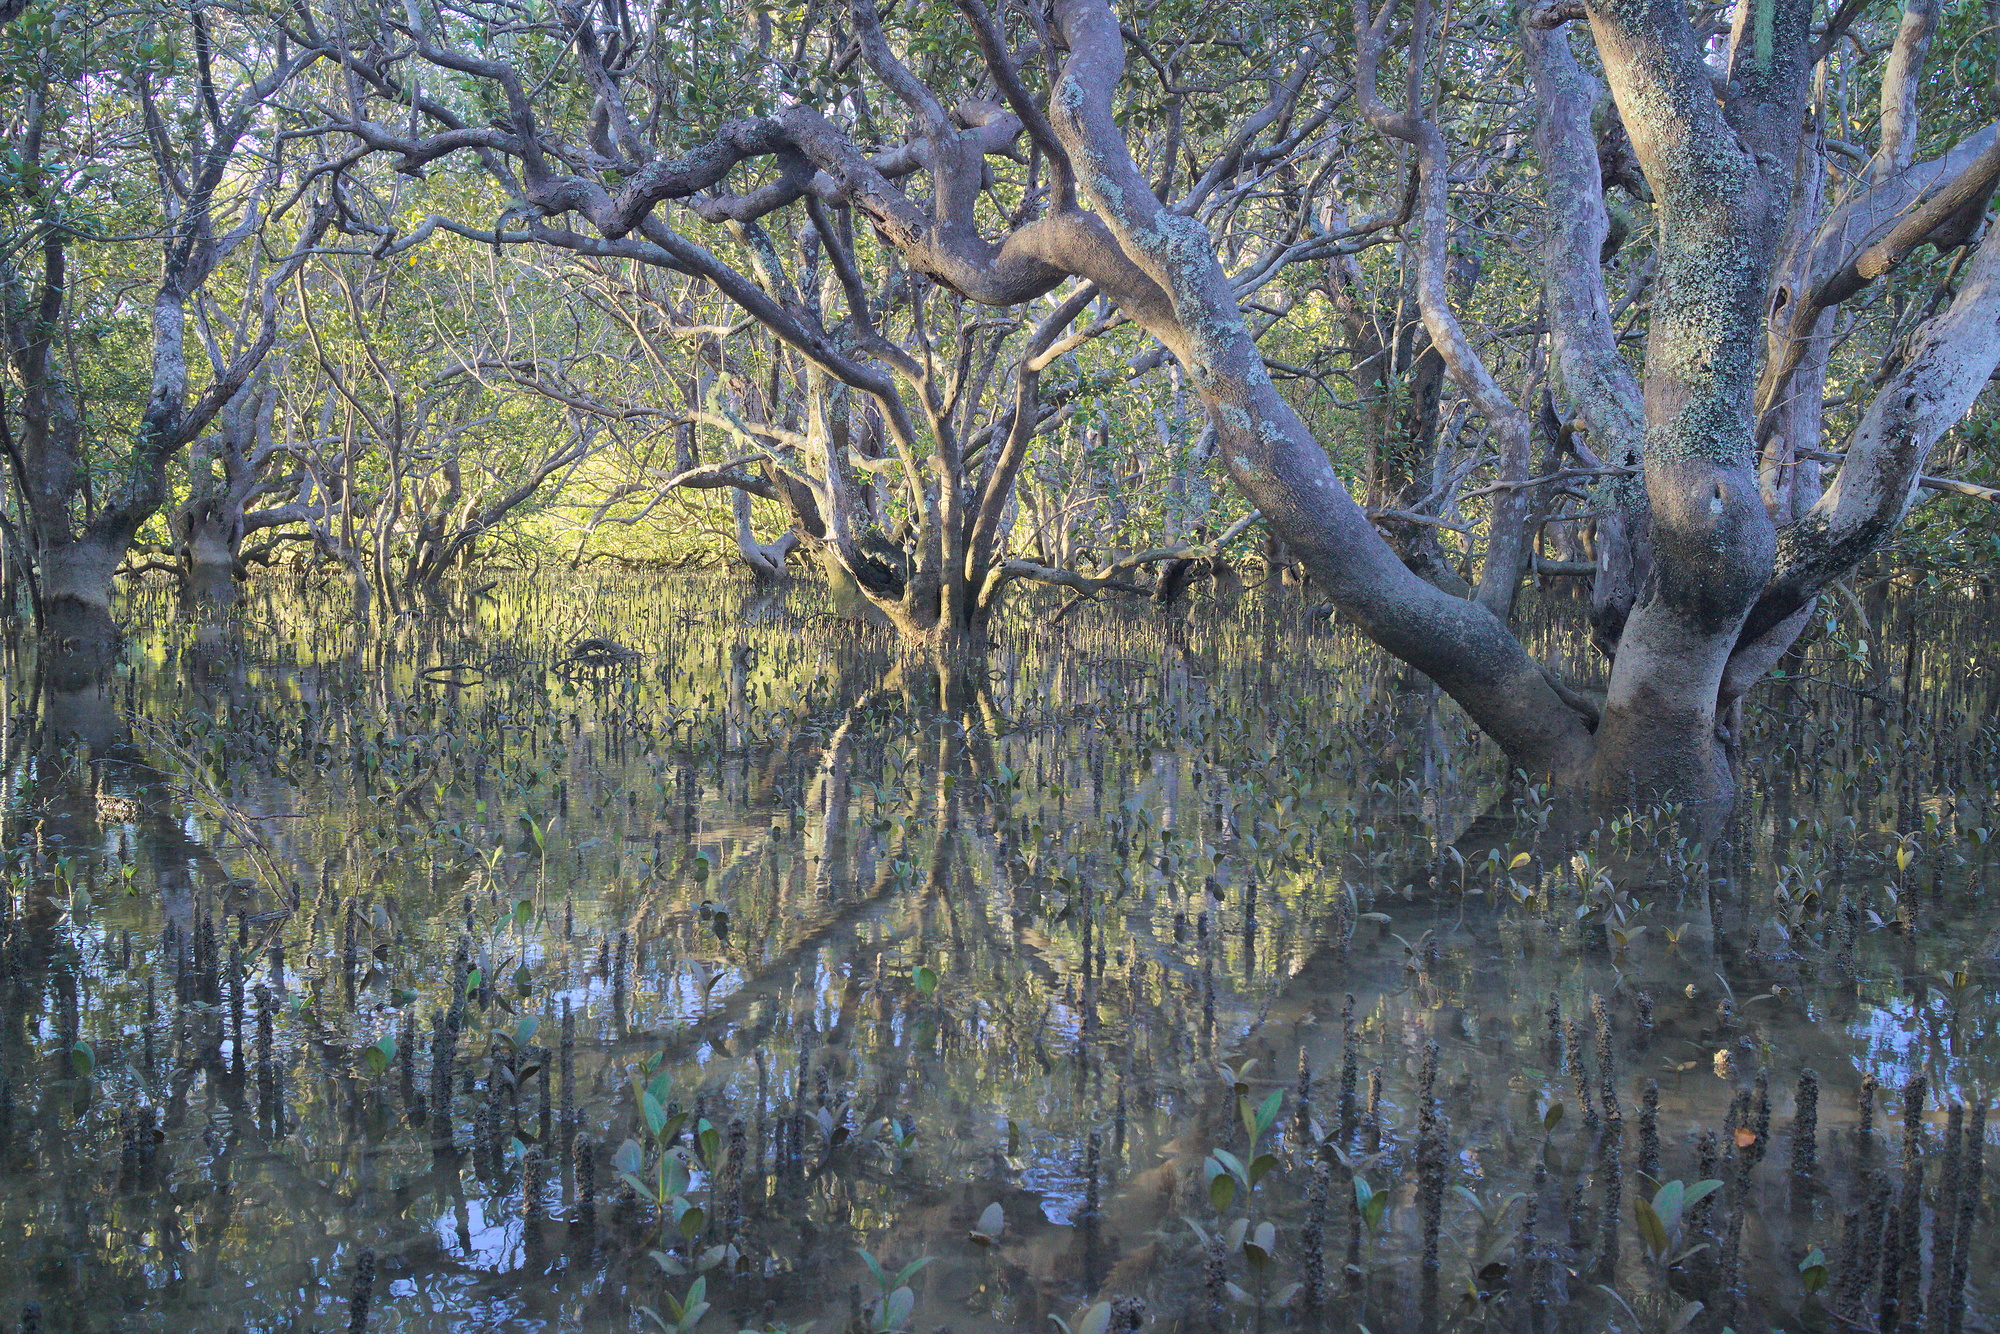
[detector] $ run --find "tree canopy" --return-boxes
[0,0,1995,808]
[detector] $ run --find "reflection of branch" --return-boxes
[129,715,301,910]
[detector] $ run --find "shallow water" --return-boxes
[0,573,1994,1334]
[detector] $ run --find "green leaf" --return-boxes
[858,1248,887,1290]
[612,1137,644,1174]
[1682,1179,1724,1212]
[1635,1196,1669,1256]
[1253,1089,1283,1140]
[643,1091,668,1138]
[68,1040,94,1079]
[883,1286,915,1329]
[1652,1179,1687,1231]
[1799,1246,1828,1293]
[1242,1220,1276,1270]
[1208,1168,1236,1212]
[1666,1302,1705,1333]
[1074,1303,1112,1334]
[1247,1153,1279,1187]
[912,964,938,996]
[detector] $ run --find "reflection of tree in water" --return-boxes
[0,578,1992,1331]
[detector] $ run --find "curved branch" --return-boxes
[1736,217,2000,654]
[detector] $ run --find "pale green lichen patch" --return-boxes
[1641,217,1766,468]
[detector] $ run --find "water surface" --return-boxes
[0,574,1993,1334]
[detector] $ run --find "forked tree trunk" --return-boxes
[732,488,799,585]
[182,508,244,608]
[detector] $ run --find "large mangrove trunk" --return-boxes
[181,504,245,608]
[38,540,123,651]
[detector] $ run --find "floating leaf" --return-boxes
[361,1035,396,1077]
[969,1201,1005,1245]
